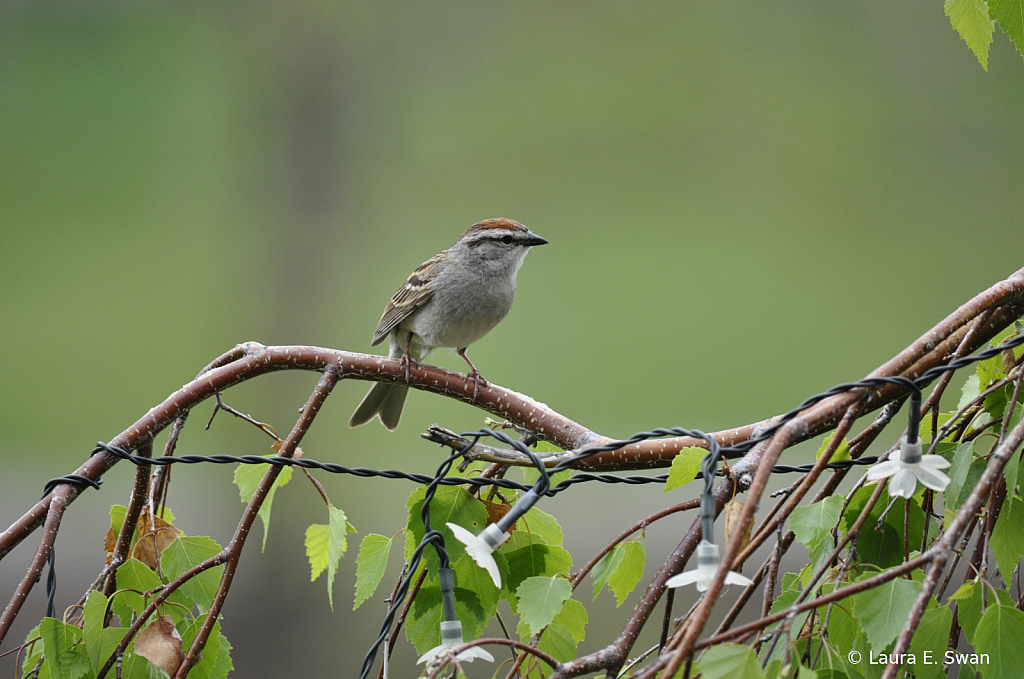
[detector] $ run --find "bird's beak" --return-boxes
[523,232,549,247]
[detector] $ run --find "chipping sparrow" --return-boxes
[349,218,548,430]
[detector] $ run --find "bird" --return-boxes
[349,218,548,430]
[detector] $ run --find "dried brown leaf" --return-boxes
[724,498,752,564]
[134,615,183,675]
[271,439,303,458]
[481,498,513,530]
[103,527,118,565]
[131,508,181,570]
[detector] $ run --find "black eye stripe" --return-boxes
[469,233,519,246]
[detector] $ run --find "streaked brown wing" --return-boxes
[370,253,444,345]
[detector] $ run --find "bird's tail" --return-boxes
[348,382,409,430]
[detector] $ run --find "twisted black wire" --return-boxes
[89,441,881,491]
[39,474,102,619]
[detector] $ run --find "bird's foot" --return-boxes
[466,369,488,402]
[400,353,419,385]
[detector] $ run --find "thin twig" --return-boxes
[173,368,340,678]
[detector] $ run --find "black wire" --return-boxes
[89,440,879,491]
[38,474,102,619]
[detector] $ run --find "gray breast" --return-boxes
[405,269,518,349]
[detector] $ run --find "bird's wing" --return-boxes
[370,252,446,345]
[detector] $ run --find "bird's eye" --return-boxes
[500,235,513,245]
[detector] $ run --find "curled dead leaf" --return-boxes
[1003,348,1018,373]
[131,508,181,570]
[105,507,181,567]
[103,526,118,564]
[134,615,183,675]
[481,499,513,530]
[723,498,752,567]
[271,439,303,459]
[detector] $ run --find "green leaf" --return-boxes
[325,505,350,610]
[517,506,563,546]
[532,440,564,453]
[96,628,129,679]
[112,558,191,625]
[795,665,818,679]
[991,497,1024,586]
[943,441,973,504]
[591,545,626,600]
[39,618,90,679]
[942,441,986,512]
[353,533,392,610]
[515,598,587,671]
[233,457,293,552]
[808,539,835,580]
[404,583,443,654]
[816,433,851,463]
[950,581,983,645]
[305,506,352,610]
[766,588,810,665]
[908,601,953,679]
[789,496,844,550]
[533,627,575,674]
[404,485,488,573]
[502,544,573,602]
[851,578,922,651]
[959,376,983,421]
[454,550,503,617]
[82,590,125,675]
[664,447,706,492]
[502,504,564,552]
[697,643,766,679]
[121,652,168,679]
[843,487,924,569]
[549,597,587,642]
[946,0,996,69]
[824,601,867,678]
[21,624,45,677]
[211,629,234,678]
[405,580,489,653]
[979,353,1007,387]
[82,589,107,672]
[974,603,1024,679]
[305,524,330,582]
[517,576,573,637]
[161,535,224,613]
[109,504,129,542]
[181,619,231,679]
[1004,447,1021,506]
[607,540,645,606]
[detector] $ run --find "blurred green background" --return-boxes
[1,1,1022,676]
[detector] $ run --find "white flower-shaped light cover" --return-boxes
[666,541,753,592]
[417,620,495,666]
[447,522,508,588]
[864,437,951,499]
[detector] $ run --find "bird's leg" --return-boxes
[457,347,488,401]
[400,334,418,384]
